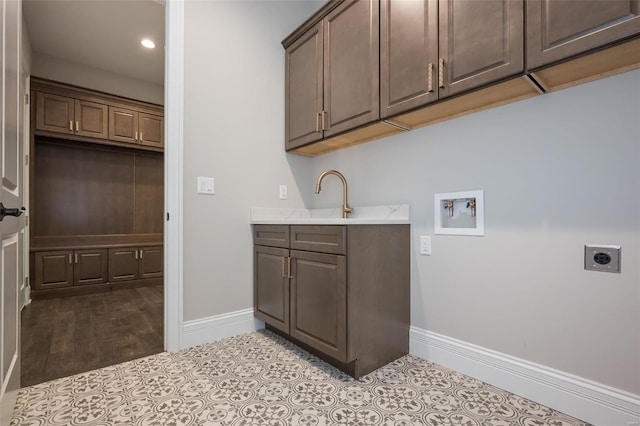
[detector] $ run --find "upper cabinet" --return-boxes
[109,107,164,149]
[33,79,164,152]
[285,0,380,151]
[381,0,523,118]
[527,0,640,70]
[36,93,108,139]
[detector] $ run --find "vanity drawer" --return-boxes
[253,225,290,248]
[290,225,346,255]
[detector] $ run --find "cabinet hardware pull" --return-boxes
[75,121,79,132]
[135,250,138,260]
[316,113,321,133]
[287,257,293,279]
[321,111,326,131]
[135,131,138,141]
[69,121,73,132]
[139,250,143,259]
[427,63,434,92]
[68,254,72,264]
[438,58,445,88]
[139,132,143,141]
[75,253,78,264]
[281,257,286,278]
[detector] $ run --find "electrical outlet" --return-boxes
[419,236,431,255]
[279,185,288,200]
[584,244,620,273]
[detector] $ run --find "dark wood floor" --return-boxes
[21,285,164,387]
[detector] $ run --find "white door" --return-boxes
[0,0,26,423]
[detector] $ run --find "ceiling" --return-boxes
[23,0,165,86]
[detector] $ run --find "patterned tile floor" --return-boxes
[12,330,591,425]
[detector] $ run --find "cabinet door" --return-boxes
[290,250,347,362]
[380,0,438,118]
[73,249,108,286]
[527,0,640,70]
[34,250,73,290]
[285,22,324,150]
[139,246,163,279]
[109,106,139,144]
[108,247,139,282]
[74,99,108,139]
[324,0,379,137]
[439,0,524,98]
[139,113,164,148]
[255,246,290,333]
[35,92,74,135]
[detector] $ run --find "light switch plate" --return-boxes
[197,177,214,195]
[584,244,620,273]
[279,185,288,200]
[419,236,431,255]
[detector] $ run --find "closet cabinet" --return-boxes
[109,107,164,148]
[109,246,163,283]
[36,92,108,140]
[34,249,108,290]
[285,0,379,150]
[253,224,409,378]
[527,0,640,70]
[380,0,524,118]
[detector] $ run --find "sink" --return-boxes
[250,205,410,225]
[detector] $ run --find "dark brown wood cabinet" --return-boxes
[253,223,409,378]
[36,92,108,139]
[109,246,163,283]
[285,0,379,150]
[527,0,640,70]
[381,0,524,117]
[34,249,108,290]
[109,107,164,148]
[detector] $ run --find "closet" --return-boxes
[29,78,164,299]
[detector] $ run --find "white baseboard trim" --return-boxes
[410,327,640,426]
[182,308,264,350]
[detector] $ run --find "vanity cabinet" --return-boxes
[253,223,409,378]
[285,0,380,150]
[527,0,640,70]
[380,0,524,118]
[36,92,109,140]
[109,106,164,149]
[34,249,108,290]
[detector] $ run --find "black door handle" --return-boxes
[0,203,25,221]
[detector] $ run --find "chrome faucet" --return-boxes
[314,170,353,219]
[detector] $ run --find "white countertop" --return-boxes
[250,204,410,225]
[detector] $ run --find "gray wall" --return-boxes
[31,53,164,105]
[181,0,638,396]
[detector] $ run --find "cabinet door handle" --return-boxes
[135,131,138,141]
[281,257,286,278]
[139,132,143,141]
[75,121,79,132]
[321,111,326,131]
[427,63,434,93]
[135,249,138,260]
[438,58,445,88]
[68,254,72,264]
[316,113,321,133]
[287,257,293,279]
[69,121,73,132]
[139,249,143,259]
[75,253,78,264]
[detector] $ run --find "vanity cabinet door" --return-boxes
[527,0,640,70]
[290,249,347,363]
[254,245,290,334]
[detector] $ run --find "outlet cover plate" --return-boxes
[584,244,620,273]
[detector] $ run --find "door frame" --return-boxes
[164,0,184,352]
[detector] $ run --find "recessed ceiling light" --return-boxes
[141,39,155,49]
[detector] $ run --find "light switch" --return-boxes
[197,177,214,195]
[420,236,431,255]
[279,185,288,200]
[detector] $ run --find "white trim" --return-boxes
[410,326,640,426]
[164,0,184,353]
[182,308,264,350]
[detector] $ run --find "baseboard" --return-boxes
[182,308,264,350]
[410,327,640,426]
